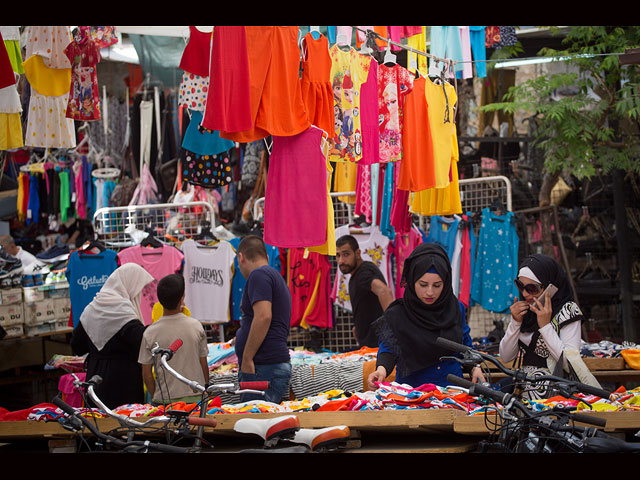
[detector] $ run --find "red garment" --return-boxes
[179,26,213,77]
[0,403,58,421]
[301,32,335,138]
[221,26,310,143]
[390,227,423,298]
[286,248,332,329]
[0,32,16,89]
[202,26,253,133]
[398,76,436,192]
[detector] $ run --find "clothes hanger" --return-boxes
[140,226,164,251]
[383,44,396,66]
[193,220,219,247]
[309,26,321,40]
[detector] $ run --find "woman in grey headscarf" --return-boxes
[71,263,155,409]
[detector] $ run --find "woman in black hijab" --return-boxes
[499,253,599,398]
[367,243,485,389]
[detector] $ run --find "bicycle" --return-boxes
[436,336,640,453]
[50,340,268,453]
[158,339,352,453]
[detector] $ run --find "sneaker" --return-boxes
[21,275,34,287]
[33,273,44,286]
[0,258,22,279]
[23,261,50,277]
[36,245,70,264]
[0,277,12,288]
[11,275,22,288]
[0,245,20,267]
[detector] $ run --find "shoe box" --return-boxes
[0,283,71,338]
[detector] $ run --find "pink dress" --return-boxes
[263,126,328,249]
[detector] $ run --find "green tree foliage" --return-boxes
[481,26,640,180]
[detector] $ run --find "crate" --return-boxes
[23,286,46,304]
[24,299,56,326]
[3,323,23,338]
[1,287,22,305]
[0,303,24,326]
[52,297,71,319]
[25,318,68,336]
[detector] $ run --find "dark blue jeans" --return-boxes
[238,362,292,404]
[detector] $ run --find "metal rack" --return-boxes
[92,201,224,341]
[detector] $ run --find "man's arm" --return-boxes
[141,364,155,399]
[241,300,272,374]
[371,278,394,311]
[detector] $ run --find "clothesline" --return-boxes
[351,26,456,69]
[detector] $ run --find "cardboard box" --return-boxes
[53,297,71,319]
[48,285,70,298]
[24,299,56,326]
[3,323,23,338]
[1,287,22,305]
[23,286,46,304]
[0,303,24,326]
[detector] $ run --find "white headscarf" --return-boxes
[79,263,155,351]
[518,266,541,284]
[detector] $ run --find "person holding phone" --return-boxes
[499,253,597,399]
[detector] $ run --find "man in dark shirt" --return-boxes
[234,235,292,404]
[336,235,394,348]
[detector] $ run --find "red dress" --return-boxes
[202,26,253,133]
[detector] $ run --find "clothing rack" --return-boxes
[350,26,458,121]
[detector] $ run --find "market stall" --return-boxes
[1,25,640,453]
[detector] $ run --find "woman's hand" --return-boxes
[367,366,387,391]
[530,292,553,328]
[471,366,486,384]
[509,296,530,323]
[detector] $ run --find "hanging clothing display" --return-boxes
[286,248,333,330]
[117,244,184,326]
[263,126,329,250]
[214,26,310,143]
[0,32,22,150]
[377,62,414,163]
[390,225,423,298]
[300,31,335,138]
[471,207,520,313]
[180,239,235,324]
[81,26,119,49]
[182,110,234,156]
[358,56,380,167]
[398,75,435,192]
[458,213,476,308]
[332,224,392,313]
[66,248,119,328]
[23,26,76,149]
[0,26,23,74]
[179,26,213,79]
[201,25,252,134]
[64,32,102,121]
[328,44,372,163]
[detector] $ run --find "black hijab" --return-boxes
[517,254,575,333]
[374,243,463,376]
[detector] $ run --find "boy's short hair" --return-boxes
[237,234,268,262]
[336,235,359,253]
[156,274,185,310]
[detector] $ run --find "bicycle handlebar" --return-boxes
[446,374,608,428]
[52,395,194,453]
[436,337,613,400]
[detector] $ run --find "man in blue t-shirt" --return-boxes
[234,235,292,404]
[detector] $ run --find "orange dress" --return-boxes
[397,75,436,192]
[300,32,335,138]
[221,26,310,143]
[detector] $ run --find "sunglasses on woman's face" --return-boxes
[514,278,544,295]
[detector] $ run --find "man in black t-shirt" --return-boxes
[336,235,394,348]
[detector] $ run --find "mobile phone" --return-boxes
[540,283,558,303]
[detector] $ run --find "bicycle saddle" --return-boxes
[291,425,351,452]
[233,415,301,446]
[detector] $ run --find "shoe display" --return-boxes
[35,245,70,264]
[22,275,34,287]
[23,261,50,277]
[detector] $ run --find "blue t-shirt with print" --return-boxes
[67,249,119,327]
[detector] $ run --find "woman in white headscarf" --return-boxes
[71,263,155,409]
